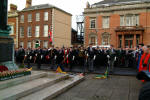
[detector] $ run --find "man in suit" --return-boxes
[17,46,25,64]
[87,44,95,72]
[108,45,116,74]
[68,47,75,71]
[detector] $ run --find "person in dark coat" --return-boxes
[68,47,74,71]
[17,46,25,64]
[56,47,65,71]
[35,46,43,70]
[51,47,58,70]
[83,48,88,74]
[87,44,95,72]
[108,45,116,74]
[124,47,130,67]
[25,48,32,69]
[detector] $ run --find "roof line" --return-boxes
[19,3,72,16]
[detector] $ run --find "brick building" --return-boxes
[84,0,150,48]
[17,0,72,49]
[8,4,18,48]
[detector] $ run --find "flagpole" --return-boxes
[48,26,52,47]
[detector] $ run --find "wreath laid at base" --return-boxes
[0,68,31,81]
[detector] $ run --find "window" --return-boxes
[121,15,139,26]
[135,15,139,26]
[36,13,40,21]
[126,16,132,26]
[28,14,32,22]
[90,19,96,28]
[20,27,24,38]
[43,41,48,48]
[20,15,24,23]
[27,26,32,37]
[35,26,40,37]
[44,25,48,37]
[126,15,134,26]
[89,34,97,45]
[20,42,24,47]
[91,37,96,45]
[44,12,48,21]
[102,16,109,28]
[27,41,31,48]
[120,16,124,26]
[10,25,14,35]
[102,32,110,45]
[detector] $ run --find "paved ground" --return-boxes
[28,63,137,76]
[52,74,141,100]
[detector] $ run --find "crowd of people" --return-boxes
[14,44,150,74]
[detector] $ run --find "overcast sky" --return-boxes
[8,0,101,29]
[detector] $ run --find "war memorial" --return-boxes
[1,0,150,100]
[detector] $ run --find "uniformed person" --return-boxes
[35,46,43,70]
[139,46,149,72]
[56,47,65,71]
[24,48,32,69]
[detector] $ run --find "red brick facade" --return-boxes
[18,8,52,48]
[84,3,150,48]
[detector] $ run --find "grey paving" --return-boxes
[30,64,138,76]
[19,75,84,100]
[0,73,68,100]
[52,74,141,100]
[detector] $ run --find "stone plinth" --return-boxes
[0,37,18,70]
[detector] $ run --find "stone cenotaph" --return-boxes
[0,0,18,70]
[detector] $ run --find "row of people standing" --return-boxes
[15,44,142,73]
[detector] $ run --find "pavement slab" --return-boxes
[52,74,142,100]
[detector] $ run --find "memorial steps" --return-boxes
[19,75,84,100]
[0,71,84,100]
[0,71,47,90]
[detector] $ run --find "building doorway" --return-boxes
[118,34,141,48]
[35,40,40,48]
[125,40,133,48]
[125,35,133,48]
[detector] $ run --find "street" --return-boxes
[52,74,141,100]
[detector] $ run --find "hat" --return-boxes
[147,45,150,49]
[139,43,144,46]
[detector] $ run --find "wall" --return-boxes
[84,2,150,48]
[18,8,52,48]
[53,8,72,48]
[8,13,18,48]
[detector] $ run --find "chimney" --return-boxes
[10,4,17,12]
[26,0,32,8]
[86,2,90,8]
